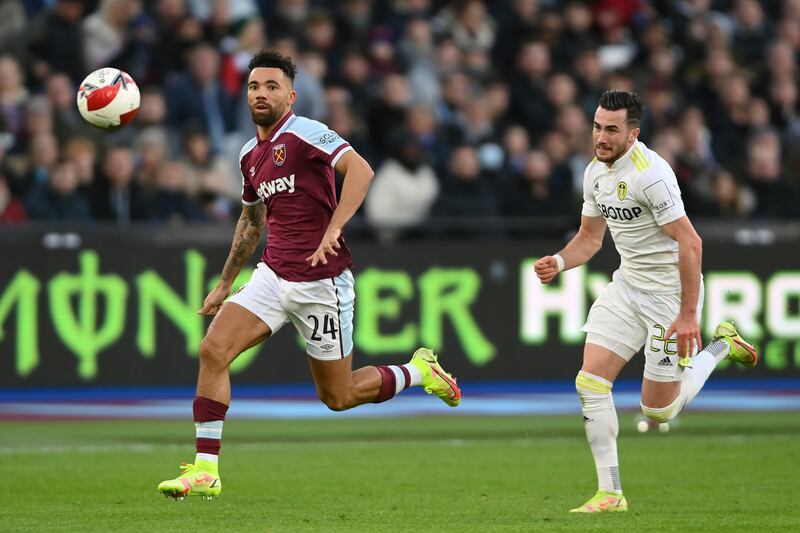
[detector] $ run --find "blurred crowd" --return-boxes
[1,0,799,236]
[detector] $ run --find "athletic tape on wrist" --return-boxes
[553,254,565,272]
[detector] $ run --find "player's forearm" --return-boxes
[677,236,703,314]
[557,228,603,270]
[219,204,265,288]
[328,164,374,231]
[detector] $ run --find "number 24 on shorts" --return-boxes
[308,314,338,340]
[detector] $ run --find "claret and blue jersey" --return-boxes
[239,111,354,282]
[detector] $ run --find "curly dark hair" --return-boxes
[599,90,644,127]
[247,50,297,82]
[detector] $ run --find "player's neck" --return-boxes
[256,109,292,142]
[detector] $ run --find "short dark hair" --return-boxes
[248,50,297,82]
[598,90,644,126]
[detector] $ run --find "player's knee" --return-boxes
[575,371,614,411]
[640,403,676,423]
[319,392,354,412]
[198,337,229,370]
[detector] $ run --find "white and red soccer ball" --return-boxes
[76,67,140,129]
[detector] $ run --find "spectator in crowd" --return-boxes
[90,145,150,224]
[181,126,238,203]
[745,129,799,218]
[82,0,140,71]
[133,127,170,190]
[367,73,412,155]
[406,102,454,174]
[63,135,99,191]
[149,0,204,83]
[731,0,771,65]
[27,0,86,83]
[435,145,502,236]
[0,172,27,223]
[397,17,439,106]
[25,159,91,221]
[164,43,237,154]
[692,168,756,219]
[19,132,59,196]
[502,149,571,218]
[0,0,26,59]
[0,55,29,150]
[150,160,206,223]
[46,73,92,143]
[364,132,439,240]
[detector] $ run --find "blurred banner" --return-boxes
[1,229,799,386]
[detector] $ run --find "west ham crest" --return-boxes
[273,144,286,166]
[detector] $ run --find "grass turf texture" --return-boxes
[2,413,798,532]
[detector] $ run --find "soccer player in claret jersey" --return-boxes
[157,50,460,500]
[534,90,758,513]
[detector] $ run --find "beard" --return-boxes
[595,141,628,164]
[250,104,282,127]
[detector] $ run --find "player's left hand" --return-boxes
[666,311,703,361]
[307,227,341,267]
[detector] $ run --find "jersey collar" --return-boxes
[256,110,296,143]
[270,110,296,143]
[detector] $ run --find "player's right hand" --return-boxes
[534,256,559,284]
[198,286,230,316]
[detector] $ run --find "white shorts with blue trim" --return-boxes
[227,262,355,360]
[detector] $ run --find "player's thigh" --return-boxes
[203,302,272,364]
[207,263,290,359]
[226,262,290,333]
[639,289,703,386]
[284,269,355,361]
[307,355,355,400]
[581,278,646,381]
[581,341,629,382]
[638,289,703,406]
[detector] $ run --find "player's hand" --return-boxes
[198,285,230,316]
[666,311,703,361]
[306,227,341,267]
[534,256,560,284]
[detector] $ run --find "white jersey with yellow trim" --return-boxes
[581,140,686,294]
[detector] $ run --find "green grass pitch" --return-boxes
[2,412,799,532]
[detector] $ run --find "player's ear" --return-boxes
[628,125,640,143]
[287,89,297,106]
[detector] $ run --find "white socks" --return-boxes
[576,371,622,494]
[680,339,729,406]
[643,339,731,423]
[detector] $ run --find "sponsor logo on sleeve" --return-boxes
[317,131,340,145]
[643,180,675,213]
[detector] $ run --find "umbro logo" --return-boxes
[593,182,600,191]
[583,416,593,422]
[657,356,672,366]
[249,166,255,176]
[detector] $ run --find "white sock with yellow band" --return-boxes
[575,371,622,494]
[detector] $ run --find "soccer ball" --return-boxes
[76,68,140,129]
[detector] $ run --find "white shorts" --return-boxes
[227,262,355,360]
[582,271,704,382]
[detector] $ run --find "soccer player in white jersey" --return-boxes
[156,50,461,500]
[534,90,758,513]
